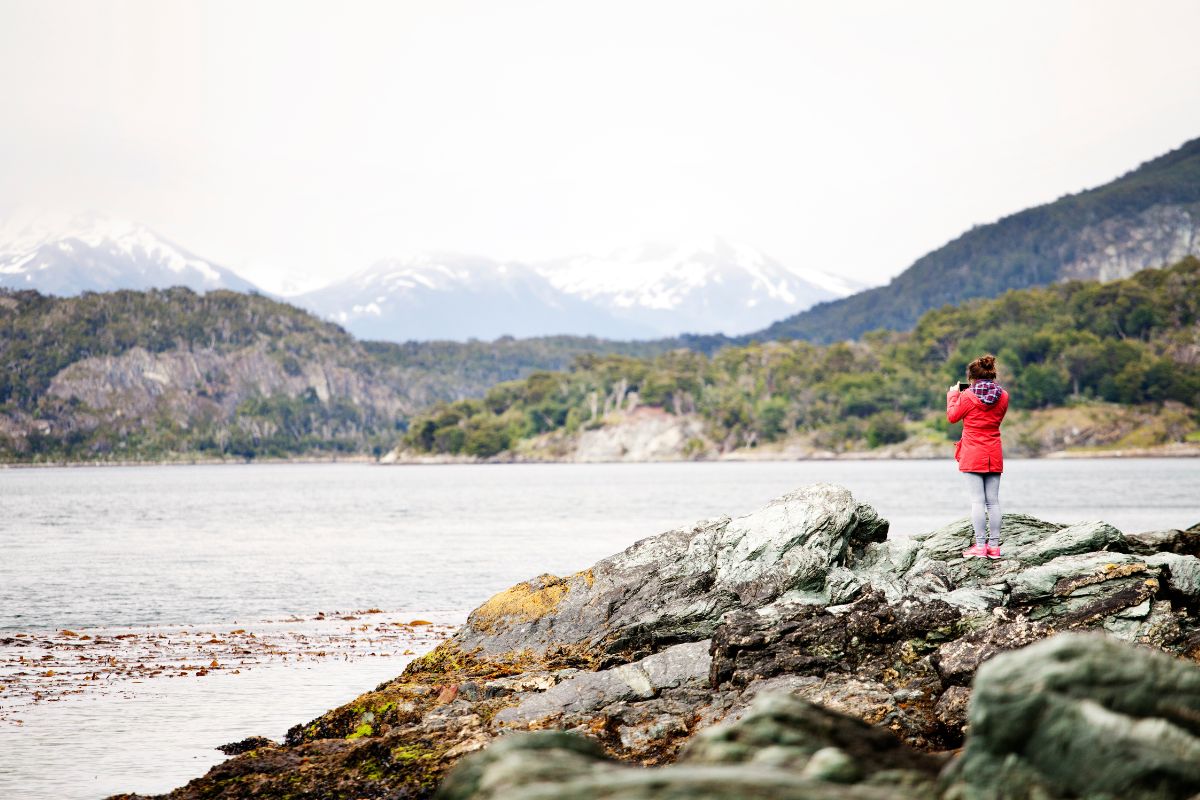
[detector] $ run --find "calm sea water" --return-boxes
[1,459,1198,798]
[2,460,1199,632]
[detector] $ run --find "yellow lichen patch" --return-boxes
[469,574,570,633]
[399,641,545,683]
[346,722,373,740]
[573,568,595,589]
[1054,562,1148,596]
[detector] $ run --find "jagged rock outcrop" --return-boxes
[438,693,947,800]
[441,633,1200,800]
[451,484,887,662]
[112,484,1200,800]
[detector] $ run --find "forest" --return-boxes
[404,257,1200,458]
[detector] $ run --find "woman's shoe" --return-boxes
[986,545,1002,560]
[962,544,988,559]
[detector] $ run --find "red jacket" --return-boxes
[947,386,1009,473]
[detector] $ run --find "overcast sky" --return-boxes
[2,1,1200,295]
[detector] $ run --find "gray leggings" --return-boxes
[964,472,1001,547]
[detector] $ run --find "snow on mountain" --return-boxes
[0,216,864,342]
[0,214,259,296]
[293,253,659,342]
[535,237,861,337]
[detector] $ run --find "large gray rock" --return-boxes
[1123,527,1200,557]
[495,640,711,725]
[907,514,1062,563]
[679,692,943,781]
[438,694,941,800]
[943,633,1200,800]
[453,484,887,663]
[1146,551,1200,603]
[1014,520,1124,565]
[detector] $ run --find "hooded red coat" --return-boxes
[947,386,1009,473]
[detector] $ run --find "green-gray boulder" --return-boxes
[943,633,1200,800]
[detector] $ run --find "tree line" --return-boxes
[404,257,1200,457]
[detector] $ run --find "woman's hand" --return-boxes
[948,384,960,394]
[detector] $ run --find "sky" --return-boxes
[2,1,1200,296]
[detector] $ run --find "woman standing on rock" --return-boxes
[947,354,1009,560]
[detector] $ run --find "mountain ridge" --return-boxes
[0,215,857,341]
[294,237,857,341]
[754,136,1200,343]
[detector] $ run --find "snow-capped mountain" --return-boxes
[0,214,259,296]
[536,237,862,336]
[0,215,863,341]
[294,239,860,342]
[293,253,659,341]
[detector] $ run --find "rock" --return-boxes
[934,617,1051,686]
[495,640,711,725]
[215,735,276,755]
[943,632,1200,800]
[932,686,970,729]
[435,731,614,800]
[565,407,712,462]
[1145,552,1200,604]
[438,694,942,800]
[118,485,1200,800]
[679,692,942,780]
[452,484,887,664]
[1013,520,1123,565]
[707,590,962,749]
[907,514,1062,563]
[1004,552,1160,623]
[1123,527,1200,556]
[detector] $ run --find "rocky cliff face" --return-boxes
[3,340,422,459]
[1061,202,1199,282]
[47,345,414,422]
[111,485,1200,800]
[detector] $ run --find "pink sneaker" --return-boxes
[986,545,1002,560]
[962,544,988,559]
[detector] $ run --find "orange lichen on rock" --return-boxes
[468,574,571,633]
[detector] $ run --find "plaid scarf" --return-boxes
[972,379,1002,405]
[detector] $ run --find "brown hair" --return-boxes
[967,354,997,381]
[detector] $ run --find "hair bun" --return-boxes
[967,354,998,381]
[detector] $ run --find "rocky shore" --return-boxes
[111,485,1200,799]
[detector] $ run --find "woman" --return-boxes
[947,354,1009,559]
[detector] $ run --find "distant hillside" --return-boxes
[399,258,1200,460]
[756,136,1200,343]
[0,288,681,463]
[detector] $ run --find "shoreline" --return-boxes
[5,442,1198,469]
[0,453,380,469]
[383,441,1200,465]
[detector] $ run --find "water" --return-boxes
[1,459,1197,798]
[2,460,1197,633]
